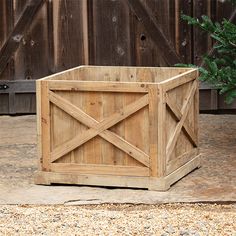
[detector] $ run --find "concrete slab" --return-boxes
[0,114,235,205]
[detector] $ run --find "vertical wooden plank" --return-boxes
[157,85,166,177]
[123,67,149,167]
[89,0,131,65]
[129,0,191,66]
[41,80,51,171]
[193,0,212,65]
[53,0,87,71]
[36,80,42,170]
[148,85,158,177]
[8,92,16,114]
[71,92,85,165]
[102,93,116,165]
[0,94,9,114]
[123,93,144,166]
[14,1,49,80]
[178,0,192,63]
[216,0,236,22]
[47,0,55,74]
[82,0,89,65]
[0,0,14,82]
[130,0,170,66]
[194,77,199,147]
[83,92,103,164]
[0,0,14,113]
[13,0,28,19]
[130,9,166,66]
[50,92,76,164]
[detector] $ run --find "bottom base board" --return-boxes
[35,155,201,191]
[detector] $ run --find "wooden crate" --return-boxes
[35,66,200,191]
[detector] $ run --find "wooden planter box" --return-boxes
[35,66,201,191]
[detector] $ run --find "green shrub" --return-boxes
[177,6,236,104]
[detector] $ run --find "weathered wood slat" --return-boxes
[50,164,150,177]
[166,148,199,174]
[0,80,35,114]
[127,0,182,65]
[0,0,45,76]
[48,80,149,92]
[41,80,51,171]
[148,85,158,177]
[0,80,35,94]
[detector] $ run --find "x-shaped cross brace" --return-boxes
[49,91,150,167]
[166,80,198,160]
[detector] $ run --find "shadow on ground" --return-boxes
[0,114,235,204]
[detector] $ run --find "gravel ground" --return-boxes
[0,204,235,235]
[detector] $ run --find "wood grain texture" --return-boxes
[53,0,87,71]
[0,0,45,76]
[1,1,236,114]
[40,80,51,171]
[35,153,200,190]
[36,66,199,190]
[148,85,158,177]
[128,0,182,66]
[50,164,150,176]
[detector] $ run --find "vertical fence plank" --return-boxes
[0,0,14,82]
[177,0,192,63]
[89,0,132,65]
[53,0,88,71]
[13,1,49,81]
[193,0,212,66]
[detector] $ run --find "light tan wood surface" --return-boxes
[36,66,199,190]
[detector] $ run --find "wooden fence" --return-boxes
[0,0,236,114]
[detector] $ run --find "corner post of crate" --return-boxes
[40,80,51,172]
[194,71,200,148]
[36,80,42,171]
[157,84,167,178]
[148,84,159,177]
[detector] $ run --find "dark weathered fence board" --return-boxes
[53,0,88,71]
[0,80,35,114]
[0,0,14,82]
[0,0,45,76]
[14,2,49,81]
[89,0,131,65]
[128,0,182,65]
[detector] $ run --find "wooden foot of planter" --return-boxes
[34,155,201,191]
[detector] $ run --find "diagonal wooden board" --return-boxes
[49,91,150,167]
[166,93,197,147]
[127,0,182,65]
[0,0,45,76]
[166,80,197,160]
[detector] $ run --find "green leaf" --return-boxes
[180,10,236,104]
[175,63,197,68]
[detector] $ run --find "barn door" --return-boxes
[0,0,46,114]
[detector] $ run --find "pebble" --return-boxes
[180,229,190,236]
[165,225,175,234]
[0,203,235,235]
